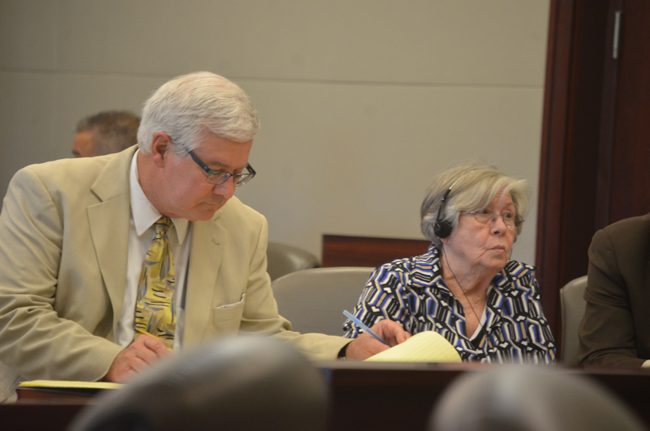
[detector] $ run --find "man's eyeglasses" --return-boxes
[188,150,256,186]
[464,209,517,230]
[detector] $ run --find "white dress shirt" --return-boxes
[115,150,192,350]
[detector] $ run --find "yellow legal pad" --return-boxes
[366,331,462,363]
[18,380,122,391]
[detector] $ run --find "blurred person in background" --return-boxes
[73,110,140,157]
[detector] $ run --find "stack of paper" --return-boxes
[17,379,121,398]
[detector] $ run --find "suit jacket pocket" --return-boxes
[212,293,246,333]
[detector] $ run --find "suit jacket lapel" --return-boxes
[87,148,135,327]
[183,215,226,347]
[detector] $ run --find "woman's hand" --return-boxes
[345,320,411,360]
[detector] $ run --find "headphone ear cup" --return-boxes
[434,187,453,239]
[434,220,452,238]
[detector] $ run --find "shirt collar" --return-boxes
[129,149,189,243]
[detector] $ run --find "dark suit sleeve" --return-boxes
[579,227,644,368]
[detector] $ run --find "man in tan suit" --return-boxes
[0,72,407,398]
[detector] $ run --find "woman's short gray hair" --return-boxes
[420,163,529,246]
[137,71,260,154]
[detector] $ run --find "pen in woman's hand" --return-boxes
[343,309,388,345]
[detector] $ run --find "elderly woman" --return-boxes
[344,164,556,363]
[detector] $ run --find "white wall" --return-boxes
[0,0,549,263]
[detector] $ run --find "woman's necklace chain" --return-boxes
[442,250,484,334]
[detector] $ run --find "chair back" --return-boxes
[559,275,588,366]
[267,242,319,280]
[272,267,373,335]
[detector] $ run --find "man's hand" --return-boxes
[345,319,411,360]
[104,334,170,382]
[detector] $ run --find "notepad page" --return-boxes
[366,331,462,363]
[18,380,122,390]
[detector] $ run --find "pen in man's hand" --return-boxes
[343,309,388,345]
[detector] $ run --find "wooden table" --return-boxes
[4,362,649,431]
[322,362,650,430]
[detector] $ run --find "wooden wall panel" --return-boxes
[322,234,430,268]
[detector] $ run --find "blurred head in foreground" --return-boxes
[70,336,328,431]
[431,365,645,431]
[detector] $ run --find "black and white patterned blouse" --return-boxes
[343,246,556,364]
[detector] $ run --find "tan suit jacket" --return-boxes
[579,214,650,368]
[0,147,347,387]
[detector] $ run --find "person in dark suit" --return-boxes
[579,214,650,368]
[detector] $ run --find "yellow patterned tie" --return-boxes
[134,216,176,348]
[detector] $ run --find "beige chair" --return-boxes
[267,242,320,280]
[559,275,588,366]
[272,267,374,335]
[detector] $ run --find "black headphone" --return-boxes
[433,187,453,238]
